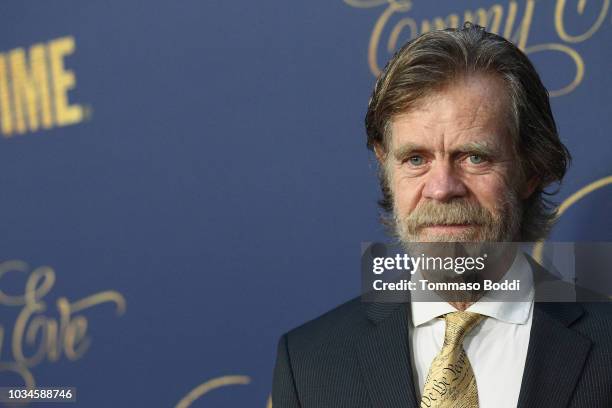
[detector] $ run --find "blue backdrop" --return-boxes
[0,1,610,406]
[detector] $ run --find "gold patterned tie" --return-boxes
[419,311,485,408]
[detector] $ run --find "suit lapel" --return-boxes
[517,302,591,408]
[356,302,419,408]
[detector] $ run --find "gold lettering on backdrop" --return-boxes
[555,0,610,42]
[532,175,612,265]
[0,260,126,388]
[175,375,251,408]
[175,375,275,407]
[344,0,610,97]
[0,36,86,138]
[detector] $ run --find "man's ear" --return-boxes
[521,176,539,199]
[373,142,387,164]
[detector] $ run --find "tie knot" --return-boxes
[443,311,484,347]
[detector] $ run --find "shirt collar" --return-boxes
[411,250,534,327]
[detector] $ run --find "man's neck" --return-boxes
[446,243,519,311]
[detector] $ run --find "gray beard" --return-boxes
[393,190,522,245]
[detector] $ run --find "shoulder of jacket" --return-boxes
[283,295,370,353]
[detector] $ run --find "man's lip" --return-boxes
[421,223,476,231]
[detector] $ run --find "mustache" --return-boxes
[401,200,496,232]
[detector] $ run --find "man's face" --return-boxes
[381,74,526,243]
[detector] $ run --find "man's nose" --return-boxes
[422,161,468,202]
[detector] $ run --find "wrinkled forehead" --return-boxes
[387,74,515,152]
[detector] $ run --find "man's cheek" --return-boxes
[465,176,508,205]
[392,180,422,215]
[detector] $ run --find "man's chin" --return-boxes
[418,224,479,241]
[411,230,481,243]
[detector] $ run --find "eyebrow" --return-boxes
[454,141,498,156]
[392,141,499,161]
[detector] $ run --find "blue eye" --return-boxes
[408,155,424,166]
[469,154,484,164]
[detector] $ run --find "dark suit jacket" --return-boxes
[272,266,612,407]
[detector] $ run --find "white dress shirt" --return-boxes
[410,251,534,408]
